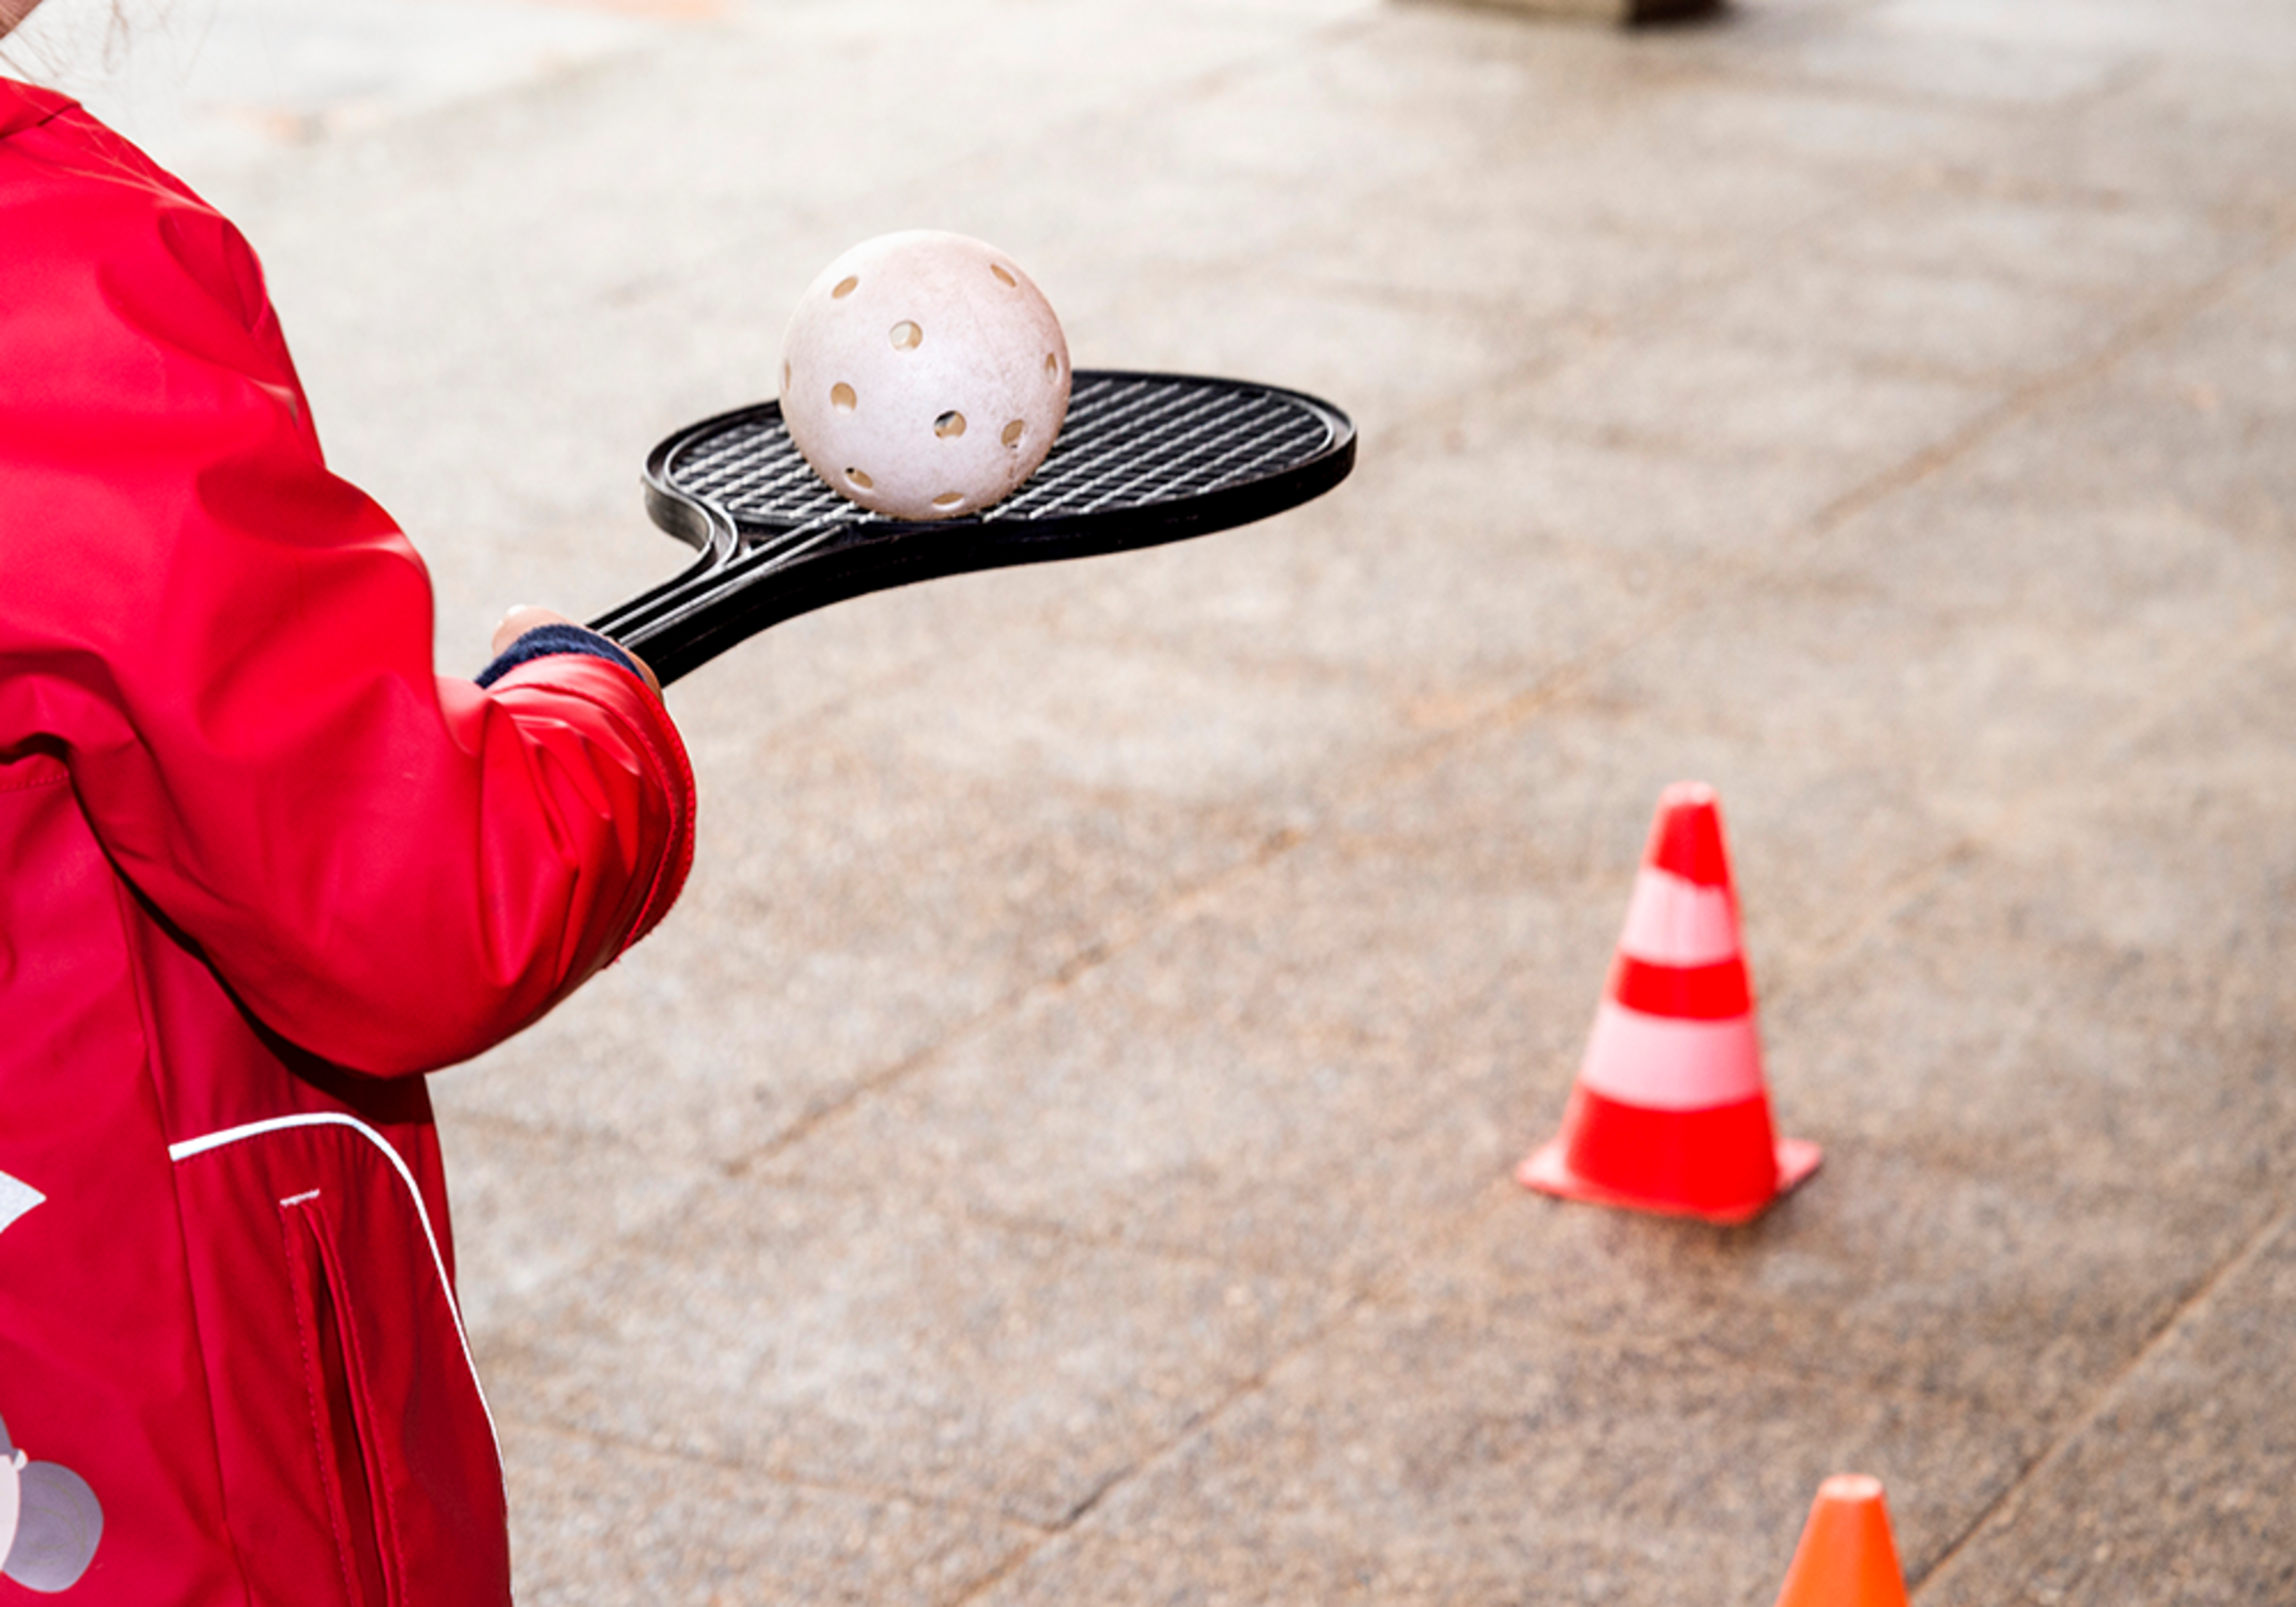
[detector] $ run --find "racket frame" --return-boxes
[592,369,1356,684]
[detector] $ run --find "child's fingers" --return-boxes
[490,604,575,657]
[621,646,664,699]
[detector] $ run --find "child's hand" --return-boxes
[491,606,663,698]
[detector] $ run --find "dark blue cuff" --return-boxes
[476,623,644,689]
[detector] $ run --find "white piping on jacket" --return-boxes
[168,1112,503,1467]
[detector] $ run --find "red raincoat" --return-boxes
[0,81,696,1603]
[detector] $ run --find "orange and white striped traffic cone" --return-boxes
[1517,782,1819,1224]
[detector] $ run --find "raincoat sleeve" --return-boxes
[0,158,696,1078]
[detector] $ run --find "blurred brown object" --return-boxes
[1416,0,1719,22]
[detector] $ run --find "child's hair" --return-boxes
[2,2,138,76]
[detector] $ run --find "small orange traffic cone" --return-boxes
[1517,782,1818,1224]
[1772,1474,1910,1607]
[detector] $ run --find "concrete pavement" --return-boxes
[27,0,2296,1599]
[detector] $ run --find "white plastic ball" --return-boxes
[780,231,1072,522]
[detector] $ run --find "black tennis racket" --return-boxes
[589,370,1356,685]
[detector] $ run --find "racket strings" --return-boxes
[999,382,1328,518]
[674,375,1336,540]
[676,422,848,530]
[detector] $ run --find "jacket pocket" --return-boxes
[279,1191,404,1607]
[172,1114,511,1607]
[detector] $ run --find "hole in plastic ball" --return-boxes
[932,491,964,510]
[830,382,857,412]
[846,468,873,489]
[783,361,791,393]
[1000,419,1026,447]
[1043,353,1059,379]
[890,321,922,351]
[935,410,966,440]
[831,276,859,299]
[991,264,1017,287]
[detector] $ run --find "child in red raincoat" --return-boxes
[0,7,697,1600]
